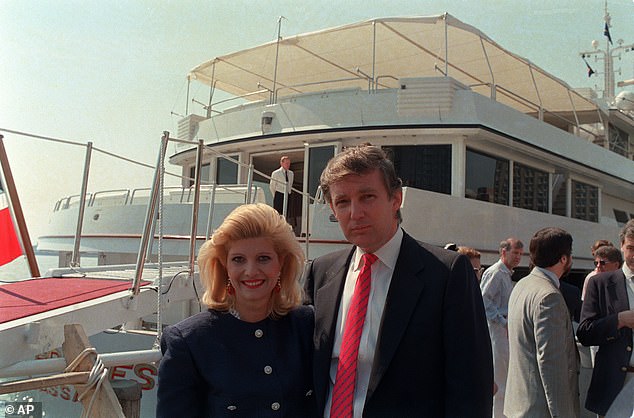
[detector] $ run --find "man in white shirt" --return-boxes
[303,145,493,417]
[480,237,523,418]
[269,155,293,216]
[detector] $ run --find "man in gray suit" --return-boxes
[505,227,579,418]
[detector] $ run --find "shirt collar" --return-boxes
[354,227,403,271]
[535,266,560,288]
[623,264,634,281]
[496,259,513,275]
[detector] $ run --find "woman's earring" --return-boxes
[226,280,234,295]
[275,278,281,293]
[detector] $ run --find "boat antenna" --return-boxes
[185,75,190,115]
[271,16,286,105]
[579,0,634,99]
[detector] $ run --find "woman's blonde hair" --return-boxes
[197,203,305,318]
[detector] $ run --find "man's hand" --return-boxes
[617,310,634,329]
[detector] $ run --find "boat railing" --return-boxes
[211,74,605,145]
[89,189,131,206]
[54,193,93,211]
[273,77,366,100]
[492,83,604,143]
[208,88,270,114]
[52,183,266,212]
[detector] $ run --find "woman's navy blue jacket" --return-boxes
[157,306,316,417]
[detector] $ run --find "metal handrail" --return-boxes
[491,84,603,142]
[88,189,131,206]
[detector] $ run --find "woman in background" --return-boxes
[157,203,316,417]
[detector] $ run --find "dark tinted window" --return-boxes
[614,209,629,226]
[217,156,238,184]
[385,145,451,194]
[189,163,210,186]
[513,162,549,212]
[552,173,567,216]
[572,181,598,222]
[465,149,509,205]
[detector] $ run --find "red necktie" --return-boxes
[330,253,378,418]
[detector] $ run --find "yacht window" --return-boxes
[614,209,629,226]
[217,155,239,185]
[465,149,509,205]
[308,146,336,197]
[551,173,567,217]
[572,181,598,222]
[189,163,210,186]
[385,145,451,194]
[513,163,549,213]
[608,123,629,158]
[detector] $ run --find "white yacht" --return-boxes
[2,13,633,417]
[36,14,634,278]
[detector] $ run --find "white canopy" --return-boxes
[189,14,599,119]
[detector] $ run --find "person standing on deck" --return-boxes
[480,237,523,418]
[270,156,293,216]
[505,227,579,418]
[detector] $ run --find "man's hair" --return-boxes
[280,155,290,164]
[529,227,573,268]
[320,144,403,221]
[619,219,634,245]
[591,239,613,255]
[499,238,523,255]
[457,246,481,260]
[594,244,623,266]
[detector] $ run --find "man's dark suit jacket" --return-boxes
[577,269,633,416]
[560,279,582,323]
[303,231,493,417]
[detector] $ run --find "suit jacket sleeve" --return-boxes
[576,274,621,346]
[534,292,578,417]
[157,325,206,418]
[442,253,494,417]
[302,260,315,305]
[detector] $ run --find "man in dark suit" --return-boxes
[577,219,634,416]
[303,145,493,417]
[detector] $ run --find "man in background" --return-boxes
[505,227,579,418]
[577,219,634,417]
[269,155,293,216]
[480,237,523,417]
[581,239,614,300]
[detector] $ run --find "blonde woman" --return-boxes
[158,204,316,417]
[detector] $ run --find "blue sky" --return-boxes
[0,0,632,243]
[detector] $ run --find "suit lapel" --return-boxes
[366,233,426,399]
[314,250,353,345]
[607,270,629,311]
[313,248,354,408]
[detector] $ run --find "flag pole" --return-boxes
[0,135,40,277]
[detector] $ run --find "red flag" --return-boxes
[0,195,22,265]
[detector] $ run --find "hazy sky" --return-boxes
[1,0,633,244]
